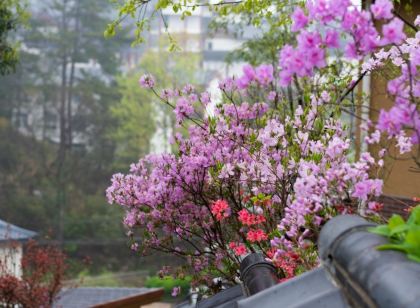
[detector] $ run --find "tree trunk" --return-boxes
[57,0,69,245]
[66,0,81,150]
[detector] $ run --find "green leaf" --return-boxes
[377,243,409,252]
[407,254,420,263]
[368,225,390,236]
[407,206,420,226]
[389,224,410,236]
[388,214,405,231]
[404,228,420,247]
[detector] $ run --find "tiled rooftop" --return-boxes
[53,287,158,308]
[189,215,420,308]
[0,219,37,242]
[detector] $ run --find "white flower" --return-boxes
[396,133,413,154]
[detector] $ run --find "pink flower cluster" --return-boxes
[229,242,247,256]
[246,229,268,242]
[138,74,155,88]
[371,36,420,153]
[237,209,266,226]
[107,65,384,285]
[211,200,231,221]
[280,0,407,85]
[236,64,274,89]
[105,0,420,292]
[285,0,420,164]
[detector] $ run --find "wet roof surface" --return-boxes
[0,219,37,241]
[53,287,156,308]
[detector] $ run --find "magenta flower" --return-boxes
[291,7,309,32]
[297,31,322,49]
[255,64,274,86]
[171,286,181,297]
[324,29,340,48]
[381,18,406,45]
[352,179,383,201]
[377,110,399,135]
[371,0,393,20]
[237,64,256,89]
[139,74,155,88]
[174,97,194,124]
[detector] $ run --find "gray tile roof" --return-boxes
[53,287,157,308]
[237,267,349,308]
[192,215,420,308]
[0,219,37,242]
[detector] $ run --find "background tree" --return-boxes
[0,0,137,276]
[111,48,201,168]
[0,0,28,75]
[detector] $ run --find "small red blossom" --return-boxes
[238,209,266,226]
[234,245,247,256]
[228,242,248,256]
[335,204,354,214]
[272,251,302,282]
[246,229,268,242]
[368,202,383,212]
[266,247,277,259]
[211,200,231,221]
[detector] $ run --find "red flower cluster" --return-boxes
[238,209,266,226]
[228,242,248,256]
[272,251,301,282]
[246,229,268,242]
[211,200,231,221]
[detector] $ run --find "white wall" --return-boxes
[0,242,23,278]
[205,38,243,51]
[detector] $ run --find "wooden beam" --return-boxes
[91,288,164,308]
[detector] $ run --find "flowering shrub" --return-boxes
[0,241,67,307]
[285,0,420,165]
[107,65,384,289]
[107,0,420,293]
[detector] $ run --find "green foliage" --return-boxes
[110,48,200,167]
[0,0,29,75]
[0,119,56,232]
[107,0,302,50]
[369,206,420,263]
[0,0,128,247]
[225,30,290,66]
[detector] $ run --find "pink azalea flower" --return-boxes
[371,0,393,20]
[211,200,231,221]
[139,74,155,88]
[352,179,383,201]
[247,229,268,242]
[381,18,406,45]
[291,7,309,32]
[171,286,181,297]
[324,29,340,48]
[255,64,274,86]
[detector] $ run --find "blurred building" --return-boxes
[0,219,36,277]
[119,3,261,154]
[120,3,259,82]
[13,1,260,154]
